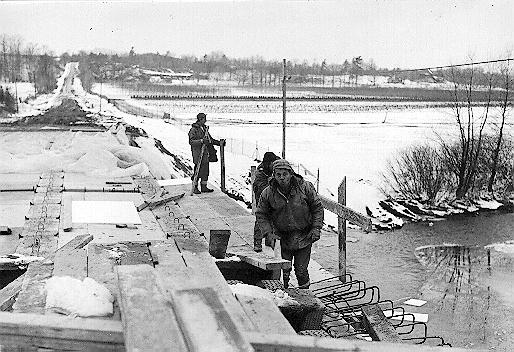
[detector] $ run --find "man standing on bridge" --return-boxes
[188,112,220,194]
[256,159,324,289]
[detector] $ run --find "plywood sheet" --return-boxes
[72,201,141,225]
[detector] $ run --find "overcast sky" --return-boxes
[0,0,512,69]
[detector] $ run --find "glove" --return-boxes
[310,228,321,243]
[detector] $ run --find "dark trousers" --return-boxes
[192,158,209,183]
[281,244,312,288]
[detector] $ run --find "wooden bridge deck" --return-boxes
[0,130,476,351]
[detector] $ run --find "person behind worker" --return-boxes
[255,159,324,289]
[253,151,280,252]
[188,112,220,194]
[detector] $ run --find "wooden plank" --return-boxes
[148,241,184,267]
[361,304,402,343]
[235,295,296,336]
[118,242,153,266]
[180,252,257,332]
[174,237,209,253]
[12,261,53,314]
[52,234,92,279]
[155,261,257,333]
[228,248,291,271]
[88,223,165,244]
[245,332,475,352]
[87,243,118,299]
[31,192,62,204]
[116,265,187,352]
[223,215,257,243]
[16,234,58,259]
[0,274,24,311]
[170,287,254,352]
[320,195,372,232]
[0,311,124,351]
[25,204,61,220]
[200,193,251,217]
[22,218,60,235]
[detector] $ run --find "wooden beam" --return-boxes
[361,304,402,343]
[53,234,93,279]
[228,248,291,271]
[246,332,474,352]
[170,287,254,352]
[156,253,257,332]
[0,274,24,311]
[116,265,188,352]
[320,195,372,232]
[235,295,296,336]
[12,261,53,314]
[0,311,124,351]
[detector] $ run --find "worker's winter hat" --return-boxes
[196,112,207,120]
[263,152,280,164]
[272,159,294,173]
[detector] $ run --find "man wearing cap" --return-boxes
[188,113,220,194]
[253,151,280,252]
[256,159,324,289]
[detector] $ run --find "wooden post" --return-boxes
[282,58,286,159]
[338,178,347,282]
[250,165,256,214]
[220,139,226,193]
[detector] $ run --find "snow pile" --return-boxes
[45,276,114,317]
[0,130,174,179]
[485,241,514,254]
[229,283,298,307]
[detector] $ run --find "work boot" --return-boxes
[192,186,201,194]
[254,239,263,252]
[201,184,214,193]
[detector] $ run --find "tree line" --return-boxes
[0,34,59,95]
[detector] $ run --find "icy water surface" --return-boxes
[313,211,514,350]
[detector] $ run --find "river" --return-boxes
[314,210,514,350]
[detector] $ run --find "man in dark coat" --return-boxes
[188,113,220,194]
[256,159,324,289]
[253,151,280,252]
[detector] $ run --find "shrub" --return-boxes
[381,144,449,203]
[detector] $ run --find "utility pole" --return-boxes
[282,58,286,159]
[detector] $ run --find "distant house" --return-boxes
[139,68,193,81]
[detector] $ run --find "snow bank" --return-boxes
[45,276,114,317]
[0,129,171,179]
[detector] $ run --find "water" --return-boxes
[313,211,514,350]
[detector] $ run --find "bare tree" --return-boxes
[488,63,512,192]
[440,64,494,198]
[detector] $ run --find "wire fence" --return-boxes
[112,98,321,187]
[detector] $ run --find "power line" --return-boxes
[396,58,513,73]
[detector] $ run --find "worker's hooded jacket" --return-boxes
[188,122,219,164]
[253,162,273,204]
[255,174,324,250]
